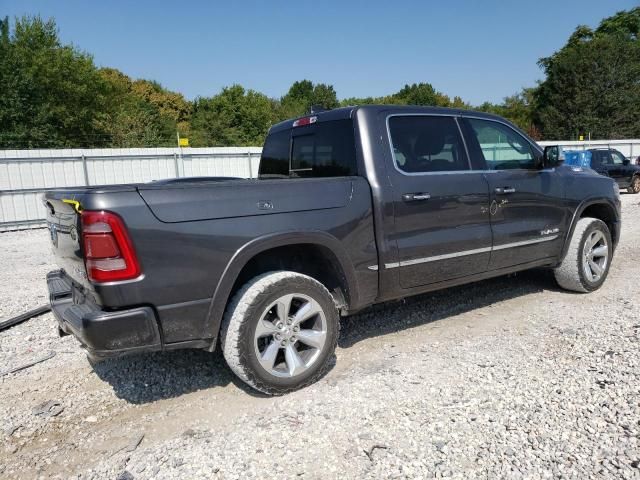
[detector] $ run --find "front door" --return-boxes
[461,117,566,270]
[609,149,632,188]
[385,114,493,289]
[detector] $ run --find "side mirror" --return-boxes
[542,145,560,168]
[623,159,630,166]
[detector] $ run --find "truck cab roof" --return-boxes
[268,105,515,134]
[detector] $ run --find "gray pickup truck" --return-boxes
[44,105,621,394]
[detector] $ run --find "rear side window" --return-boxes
[290,120,357,178]
[259,130,290,178]
[259,120,357,179]
[388,116,469,173]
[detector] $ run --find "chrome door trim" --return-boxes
[386,245,493,269]
[492,235,558,251]
[374,234,559,270]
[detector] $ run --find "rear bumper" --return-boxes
[47,270,162,360]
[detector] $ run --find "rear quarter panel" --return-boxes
[80,177,377,344]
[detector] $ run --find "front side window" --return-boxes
[388,116,469,173]
[599,151,614,165]
[467,119,535,170]
[610,150,626,165]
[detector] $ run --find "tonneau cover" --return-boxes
[137,178,352,223]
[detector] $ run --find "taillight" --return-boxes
[81,211,141,283]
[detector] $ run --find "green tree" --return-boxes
[130,79,192,135]
[595,7,639,38]
[190,85,277,146]
[0,16,110,148]
[280,80,339,118]
[534,8,640,139]
[340,83,469,109]
[476,89,538,138]
[310,83,339,110]
[449,96,470,109]
[283,80,314,105]
[394,83,439,105]
[96,68,178,147]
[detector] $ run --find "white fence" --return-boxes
[0,147,261,232]
[1,139,639,232]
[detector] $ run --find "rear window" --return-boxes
[259,119,357,178]
[259,130,290,178]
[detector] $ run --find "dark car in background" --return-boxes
[588,148,640,193]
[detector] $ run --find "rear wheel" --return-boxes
[628,175,640,194]
[220,271,339,395]
[553,217,612,293]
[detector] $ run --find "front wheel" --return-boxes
[628,176,640,194]
[220,271,339,395]
[553,217,612,293]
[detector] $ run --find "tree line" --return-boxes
[0,8,638,149]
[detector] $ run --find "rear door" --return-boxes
[385,114,492,289]
[461,117,565,270]
[590,150,609,177]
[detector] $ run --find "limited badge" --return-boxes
[257,201,274,210]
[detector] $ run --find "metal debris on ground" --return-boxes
[0,351,56,377]
[0,304,51,332]
[125,433,145,453]
[32,399,64,417]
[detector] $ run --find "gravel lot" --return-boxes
[1,193,639,480]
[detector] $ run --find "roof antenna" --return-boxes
[310,105,328,114]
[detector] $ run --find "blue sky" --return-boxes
[3,0,637,104]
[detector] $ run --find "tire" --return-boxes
[553,217,612,293]
[220,271,339,395]
[628,175,640,194]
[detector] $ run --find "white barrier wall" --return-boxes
[0,147,261,231]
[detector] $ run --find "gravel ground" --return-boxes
[1,193,639,480]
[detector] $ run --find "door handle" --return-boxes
[495,187,516,195]
[402,192,431,202]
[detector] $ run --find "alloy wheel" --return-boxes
[253,293,327,378]
[582,230,608,282]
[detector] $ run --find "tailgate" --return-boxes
[43,192,90,289]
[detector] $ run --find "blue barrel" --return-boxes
[563,150,592,168]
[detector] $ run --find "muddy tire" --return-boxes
[220,271,339,395]
[628,175,640,194]
[553,217,612,293]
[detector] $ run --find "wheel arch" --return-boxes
[560,198,620,262]
[204,230,359,348]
